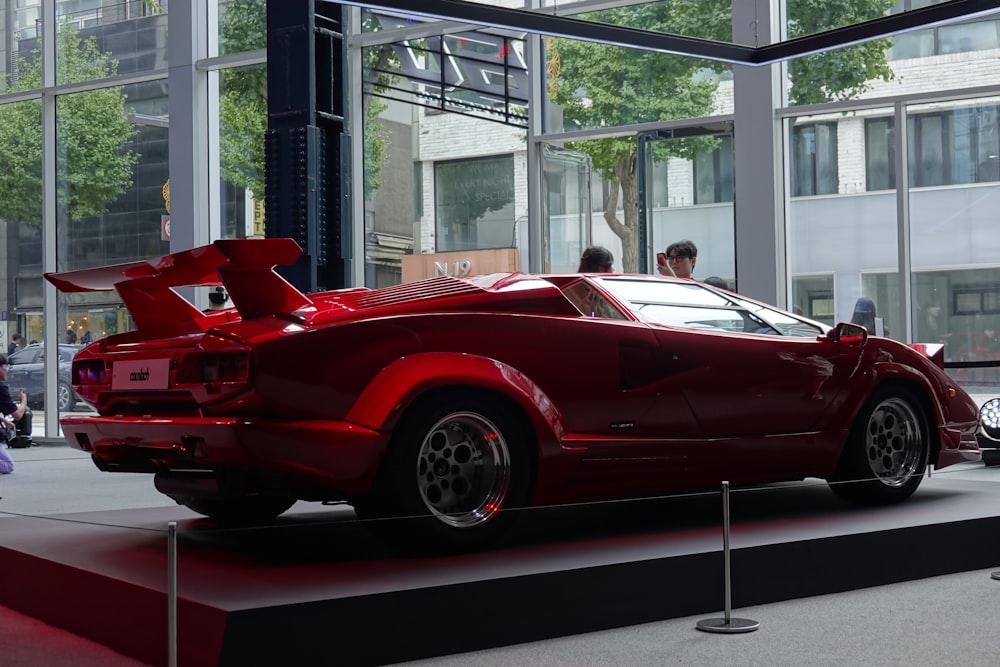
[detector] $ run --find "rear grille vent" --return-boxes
[335,276,483,309]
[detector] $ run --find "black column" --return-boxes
[265,0,350,293]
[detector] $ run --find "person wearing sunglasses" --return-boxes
[657,239,698,279]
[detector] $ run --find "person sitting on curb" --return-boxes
[0,353,27,474]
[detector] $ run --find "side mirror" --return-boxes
[823,321,868,345]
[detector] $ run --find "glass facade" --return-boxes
[2,0,1000,435]
[0,0,258,431]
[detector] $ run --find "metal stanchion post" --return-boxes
[168,521,177,667]
[696,481,759,634]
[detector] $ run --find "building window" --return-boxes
[954,284,1000,315]
[693,135,734,204]
[791,275,835,326]
[865,105,1000,190]
[434,155,515,252]
[865,118,895,192]
[890,1,1000,60]
[791,122,838,196]
[909,105,1000,187]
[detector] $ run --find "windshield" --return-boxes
[594,277,826,337]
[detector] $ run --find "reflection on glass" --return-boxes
[548,0,731,41]
[0,97,43,368]
[57,81,165,352]
[363,12,528,128]
[643,130,735,282]
[908,101,1000,380]
[216,0,267,242]
[55,0,168,83]
[364,112,415,288]
[218,0,266,57]
[435,156,516,252]
[785,0,894,40]
[542,144,591,273]
[789,3,1000,106]
[220,64,266,239]
[787,108,900,336]
[787,94,1000,396]
[546,2,733,276]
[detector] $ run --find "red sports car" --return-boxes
[46,239,980,548]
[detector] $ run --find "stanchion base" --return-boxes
[991,571,1000,581]
[696,617,760,634]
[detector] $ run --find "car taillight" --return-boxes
[202,353,248,382]
[176,352,249,384]
[74,359,109,385]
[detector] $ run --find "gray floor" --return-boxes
[4,439,1000,666]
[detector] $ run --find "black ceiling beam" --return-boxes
[754,0,1000,65]
[335,0,755,65]
[333,0,1000,67]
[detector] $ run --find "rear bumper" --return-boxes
[936,421,982,468]
[59,414,388,494]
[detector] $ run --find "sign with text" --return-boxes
[402,248,519,283]
[112,358,171,390]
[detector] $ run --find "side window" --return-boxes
[636,304,778,334]
[562,281,627,320]
[8,349,32,365]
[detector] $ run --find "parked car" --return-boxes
[6,343,82,413]
[45,239,981,549]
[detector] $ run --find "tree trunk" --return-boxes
[603,151,640,273]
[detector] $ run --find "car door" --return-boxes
[645,323,863,482]
[649,326,859,436]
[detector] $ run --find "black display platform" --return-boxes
[3,467,1000,667]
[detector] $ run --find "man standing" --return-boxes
[7,332,22,356]
[657,239,698,279]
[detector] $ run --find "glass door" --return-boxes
[637,123,735,288]
[540,144,592,273]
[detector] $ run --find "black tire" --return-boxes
[57,381,76,413]
[355,391,535,550]
[830,385,930,505]
[170,494,296,524]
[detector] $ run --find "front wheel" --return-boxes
[356,392,535,550]
[830,386,929,505]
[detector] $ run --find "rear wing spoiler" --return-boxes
[45,239,313,337]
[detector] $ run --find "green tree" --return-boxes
[550,0,895,271]
[0,24,137,226]
[219,0,390,201]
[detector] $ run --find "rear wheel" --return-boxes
[355,392,535,550]
[57,381,76,412]
[170,494,296,524]
[830,385,929,504]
